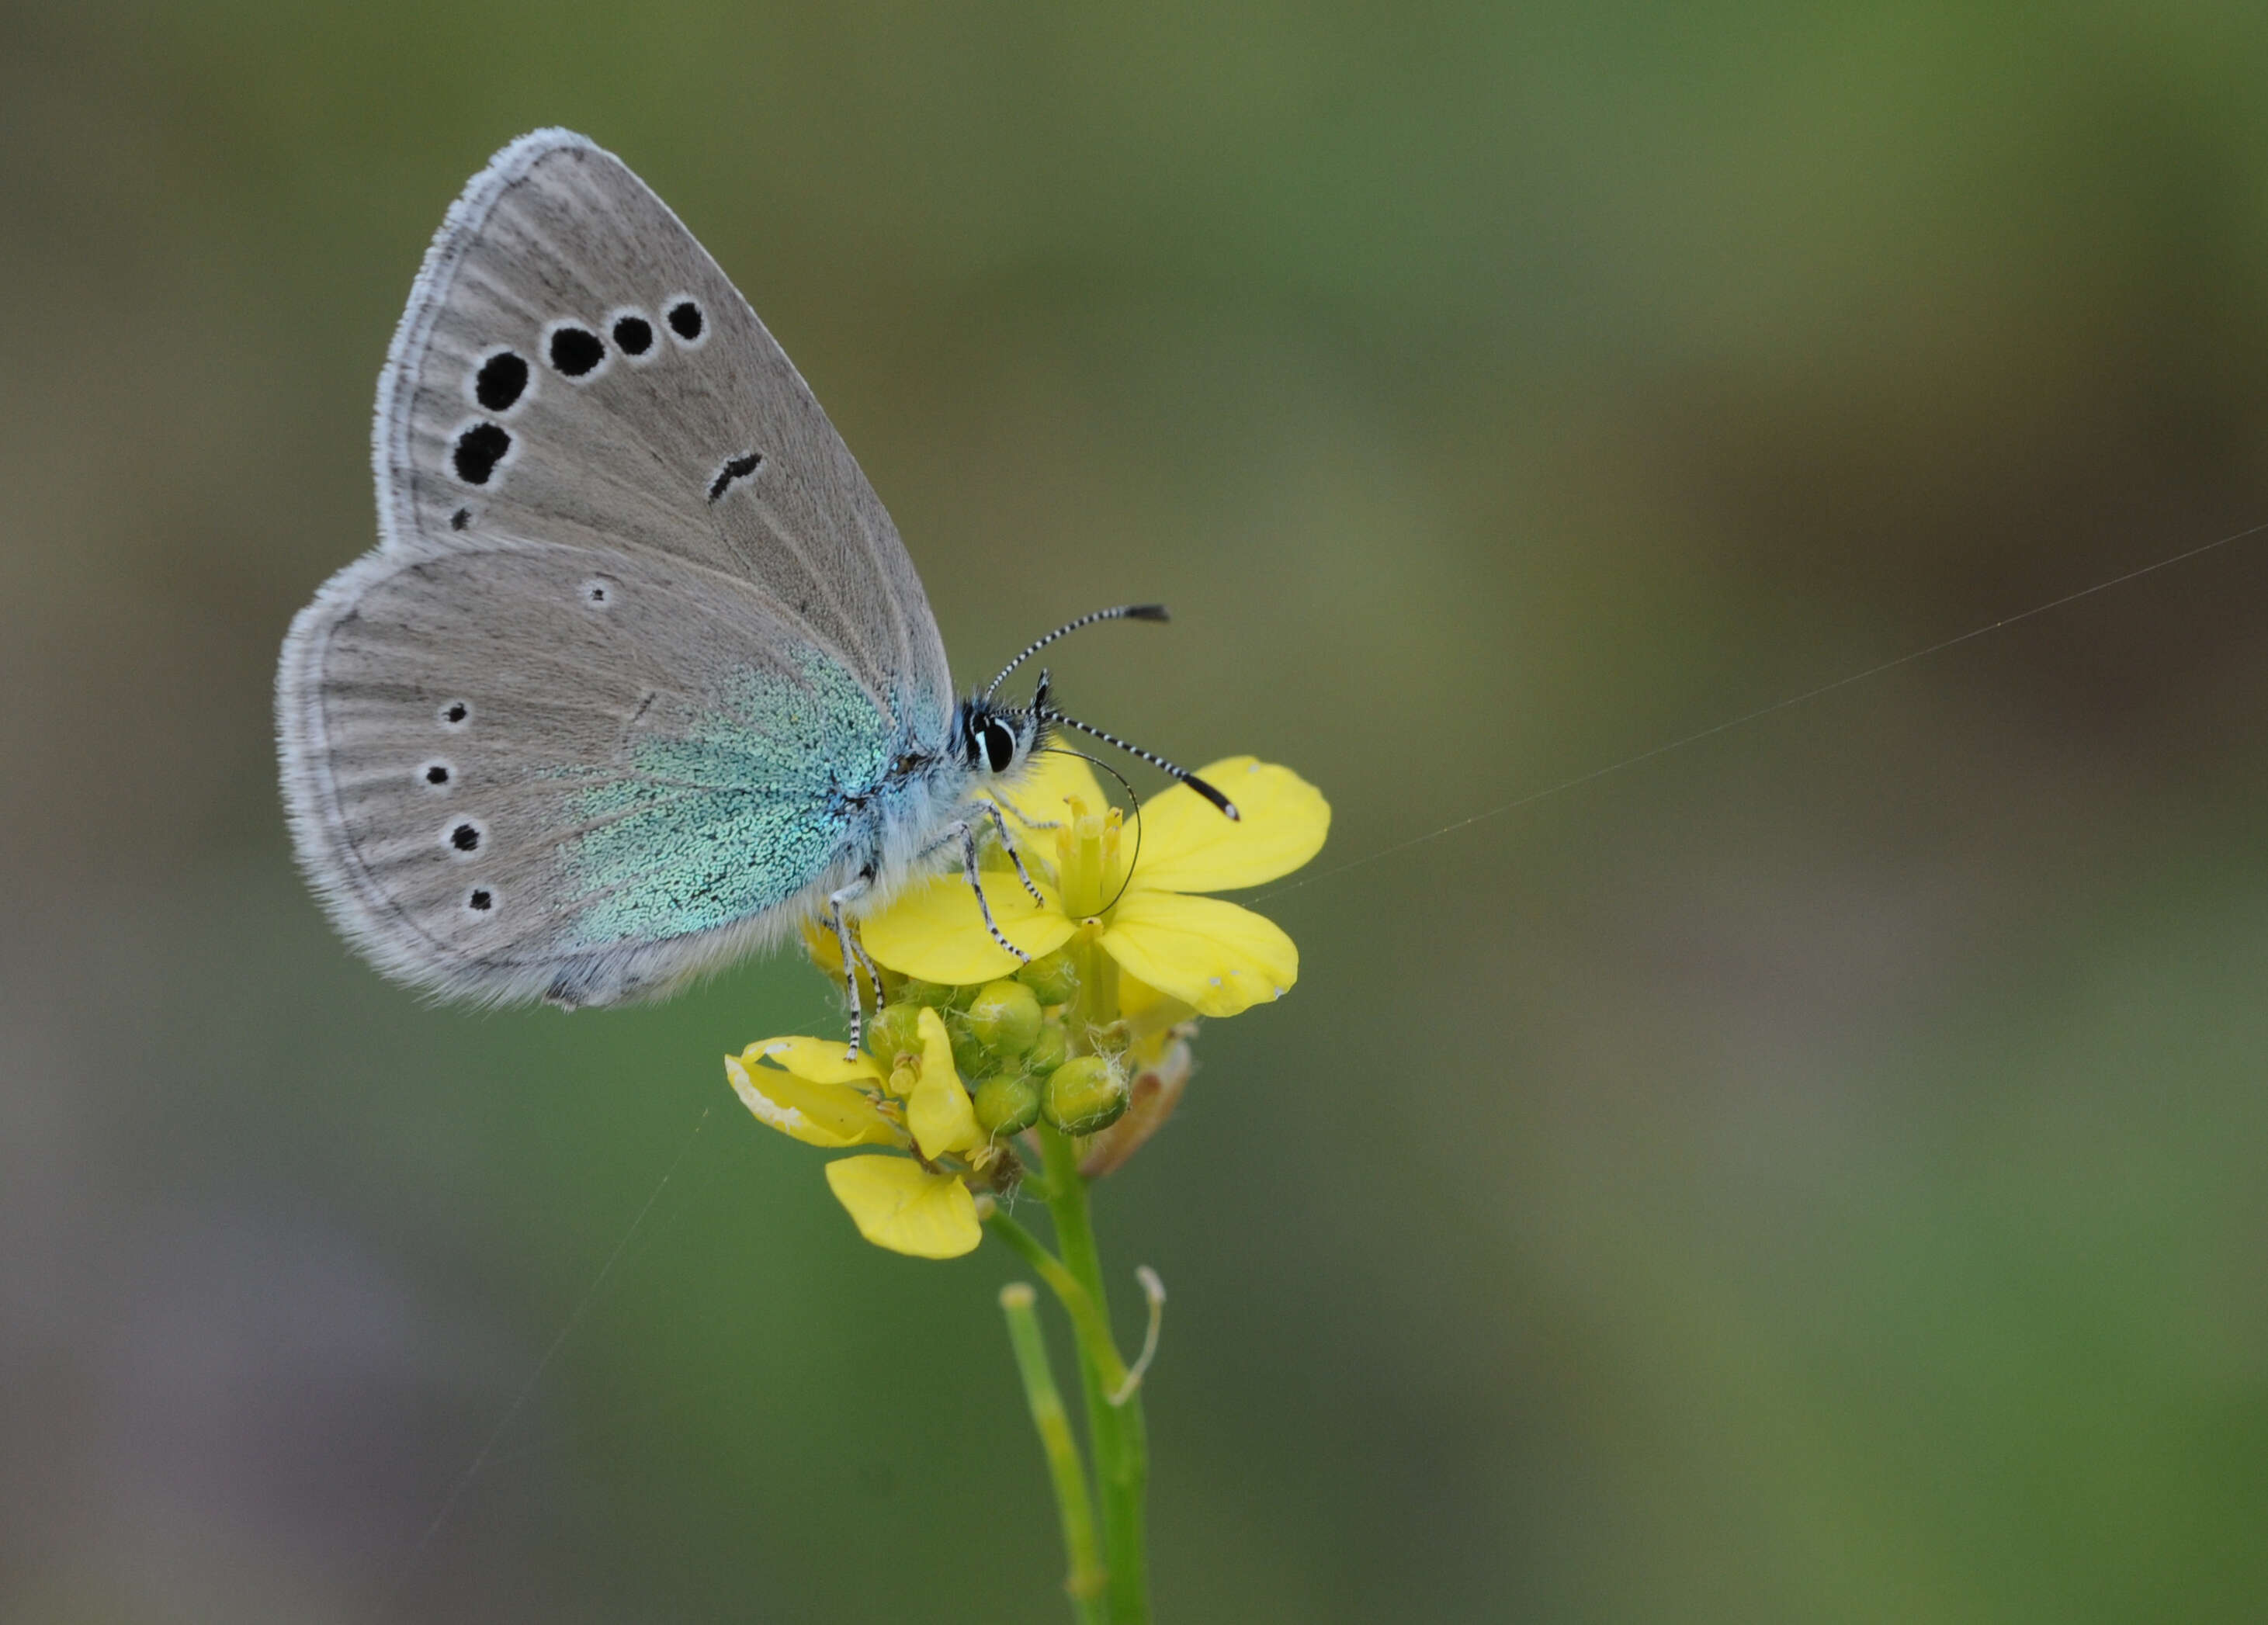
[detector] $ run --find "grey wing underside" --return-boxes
[278,538,887,1008]
[375,127,953,718]
[278,129,963,1006]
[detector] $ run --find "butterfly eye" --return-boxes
[981,719,1018,774]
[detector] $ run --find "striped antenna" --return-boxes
[984,604,1170,699]
[1028,707,1239,820]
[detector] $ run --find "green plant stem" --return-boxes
[1039,1124,1150,1625]
[984,1208,1132,1393]
[999,1283,1108,1623]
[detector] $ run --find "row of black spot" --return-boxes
[426,701,497,916]
[449,296,709,488]
[446,806,495,918]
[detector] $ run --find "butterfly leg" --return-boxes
[828,873,883,1059]
[979,800,1049,906]
[944,821,1033,965]
[990,790,1063,833]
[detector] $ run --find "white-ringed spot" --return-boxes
[706,450,764,503]
[466,346,532,414]
[543,319,610,382]
[463,885,499,918]
[607,307,660,363]
[579,576,619,610]
[442,817,487,860]
[418,759,456,790]
[664,293,708,348]
[449,419,514,486]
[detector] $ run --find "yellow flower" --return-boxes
[726,1007,985,1259]
[725,751,1328,1256]
[862,755,1328,1017]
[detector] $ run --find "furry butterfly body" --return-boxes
[277,130,1032,1010]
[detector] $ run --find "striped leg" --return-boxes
[829,872,885,1059]
[980,799,1049,906]
[914,820,1033,965]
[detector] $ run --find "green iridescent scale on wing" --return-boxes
[557,649,902,947]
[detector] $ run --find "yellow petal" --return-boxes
[727,1046,904,1149]
[989,749,1108,842]
[799,914,845,976]
[1118,971,1184,1023]
[740,1036,885,1086]
[1118,972,1197,1064]
[824,1156,983,1259]
[907,1008,983,1159]
[1100,890,1298,1017]
[860,871,1077,983]
[1129,758,1329,893]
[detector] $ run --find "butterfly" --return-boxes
[276,129,1233,1045]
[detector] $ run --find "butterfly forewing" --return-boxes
[375,128,951,717]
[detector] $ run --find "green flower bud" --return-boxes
[965,979,1042,1057]
[894,979,958,1010]
[1022,1020,1070,1077]
[973,1072,1042,1137]
[1017,948,1080,1006]
[948,1021,993,1079]
[1042,1055,1129,1136]
[866,1002,928,1065]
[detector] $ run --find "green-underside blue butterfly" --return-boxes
[276,130,1232,1043]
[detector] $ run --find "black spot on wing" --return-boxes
[449,507,470,531]
[474,351,529,411]
[453,423,511,485]
[612,314,653,355]
[708,451,764,503]
[667,299,705,342]
[548,324,605,377]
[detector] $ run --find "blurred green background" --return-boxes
[9,2,2268,1620]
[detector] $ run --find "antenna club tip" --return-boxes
[1181,771,1238,819]
[1127,604,1170,622]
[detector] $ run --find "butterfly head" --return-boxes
[956,674,1053,780]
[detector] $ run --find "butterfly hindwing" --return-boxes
[279,535,909,1007]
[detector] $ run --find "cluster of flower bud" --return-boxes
[865,949,1132,1144]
